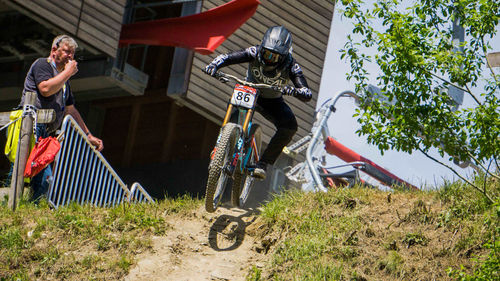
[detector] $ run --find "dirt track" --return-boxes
[124,204,266,281]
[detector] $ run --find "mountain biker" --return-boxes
[205,25,312,180]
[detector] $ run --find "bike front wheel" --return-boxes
[205,123,239,212]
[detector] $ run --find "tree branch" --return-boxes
[416,65,482,105]
[466,151,500,181]
[484,159,493,195]
[441,125,500,181]
[418,148,494,204]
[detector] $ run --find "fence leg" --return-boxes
[8,92,36,211]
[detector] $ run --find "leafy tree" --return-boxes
[338,0,499,202]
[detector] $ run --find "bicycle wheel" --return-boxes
[234,124,262,208]
[205,123,239,212]
[232,167,244,207]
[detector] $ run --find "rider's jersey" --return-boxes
[210,45,312,101]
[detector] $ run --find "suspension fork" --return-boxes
[222,104,253,134]
[222,104,233,127]
[242,108,253,134]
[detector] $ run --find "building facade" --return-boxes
[0,0,335,198]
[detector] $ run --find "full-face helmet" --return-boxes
[258,26,292,71]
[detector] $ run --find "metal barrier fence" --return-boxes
[129,182,154,203]
[47,115,153,208]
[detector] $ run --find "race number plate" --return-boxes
[231,84,257,109]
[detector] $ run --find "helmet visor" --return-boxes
[261,48,282,65]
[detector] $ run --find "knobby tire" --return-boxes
[205,123,239,212]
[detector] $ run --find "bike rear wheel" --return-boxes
[232,124,262,208]
[205,123,239,212]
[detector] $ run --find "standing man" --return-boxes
[205,26,312,179]
[20,34,103,201]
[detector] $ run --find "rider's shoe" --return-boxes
[252,161,267,180]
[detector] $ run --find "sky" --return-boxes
[317,2,499,189]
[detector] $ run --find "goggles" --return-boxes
[261,49,282,65]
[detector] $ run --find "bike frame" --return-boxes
[221,92,259,176]
[212,71,281,177]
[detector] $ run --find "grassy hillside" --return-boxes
[247,176,499,280]
[0,195,202,280]
[0,176,498,280]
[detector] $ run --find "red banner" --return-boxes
[119,0,260,55]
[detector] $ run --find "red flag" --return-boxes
[24,137,61,178]
[119,0,260,55]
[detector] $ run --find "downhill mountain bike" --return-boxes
[203,70,292,212]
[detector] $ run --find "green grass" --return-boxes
[257,188,368,280]
[250,176,499,280]
[0,194,203,280]
[0,175,497,280]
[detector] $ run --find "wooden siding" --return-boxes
[186,0,335,145]
[7,0,125,57]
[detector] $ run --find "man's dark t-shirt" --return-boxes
[21,58,74,133]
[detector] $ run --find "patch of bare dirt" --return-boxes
[124,204,267,281]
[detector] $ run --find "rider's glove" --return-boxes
[205,54,228,77]
[281,86,296,96]
[205,63,218,77]
[296,87,312,101]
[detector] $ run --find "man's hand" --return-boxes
[65,60,78,76]
[281,86,296,96]
[204,63,218,77]
[87,134,104,152]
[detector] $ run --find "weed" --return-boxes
[400,199,435,224]
[384,240,399,251]
[35,248,60,267]
[81,254,101,269]
[115,254,132,271]
[305,264,343,280]
[338,246,358,260]
[246,265,262,281]
[6,271,29,281]
[350,270,368,281]
[379,251,403,275]
[0,228,26,255]
[448,201,500,279]
[97,236,112,251]
[437,179,497,224]
[260,189,303,224]
[402,232,429,248]
[165,193,202,214]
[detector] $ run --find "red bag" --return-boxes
[24,137,61,178]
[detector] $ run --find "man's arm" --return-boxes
[65,105,104,151]
[290,62,312,102]
[205,46,257,76]
[37,60,78,97]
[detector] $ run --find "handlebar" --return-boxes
[205,69,285,92]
